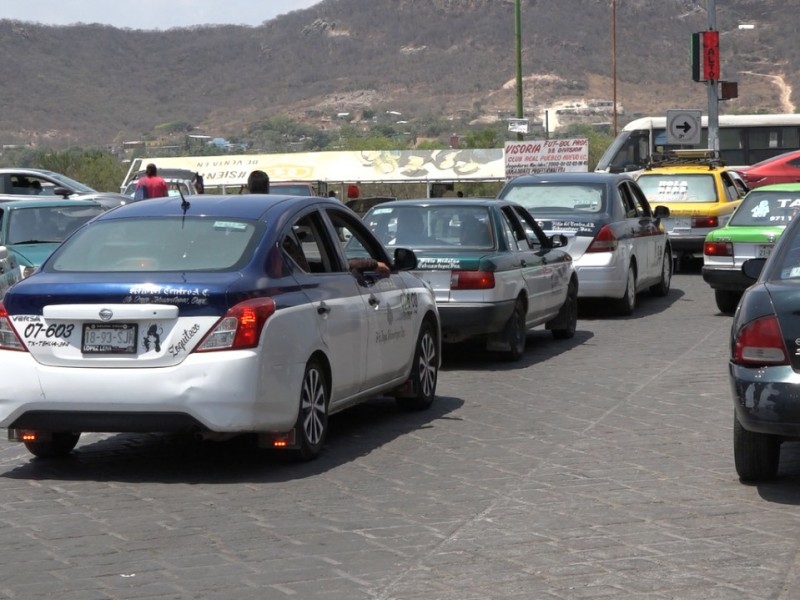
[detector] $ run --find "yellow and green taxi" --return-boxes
[635,155,748,266]
[702,183,800,313]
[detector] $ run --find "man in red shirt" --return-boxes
[134,163,169,200]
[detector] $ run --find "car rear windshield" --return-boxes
[730,191,800,226]
[636,174,717,203]
[48,217,258,272]
[365,205,494,249]
[501,183,606,214]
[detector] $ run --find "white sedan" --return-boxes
[0,194,440,460]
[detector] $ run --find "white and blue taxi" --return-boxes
[0,194,440,460]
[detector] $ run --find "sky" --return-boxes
[2,0,325,30]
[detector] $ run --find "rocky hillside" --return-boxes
[0,0,796,149]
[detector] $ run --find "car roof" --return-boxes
[371,197,513,208]
[639,164,731,174]
[745,183,800,192]
[505,172,633,185]
[97,194,339,220]
[0,198,103,209]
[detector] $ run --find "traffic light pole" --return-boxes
[707,0,719,156]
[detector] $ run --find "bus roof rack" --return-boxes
[644,148,725,171]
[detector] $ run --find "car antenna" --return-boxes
[176,185,190,213]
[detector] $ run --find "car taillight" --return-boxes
[451,270,495,290]
[195,298,276,352]
[0,302,26,352]
[733,315,789,366]
[586,225,618,253]
[704,241,733,256]
[692,216,719,228]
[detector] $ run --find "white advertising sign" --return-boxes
[504,138,589,177]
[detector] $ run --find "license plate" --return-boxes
[82,323,138,354]
[757,244,774,258]
[667,218,691,231]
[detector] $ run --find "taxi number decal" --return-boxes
[23,323,74,339]
[400,292,418,314]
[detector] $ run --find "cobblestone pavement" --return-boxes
[2,271,800,600]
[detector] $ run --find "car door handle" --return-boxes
[520,259,527,267]
[368,295,380,307]
[317,303,331,315]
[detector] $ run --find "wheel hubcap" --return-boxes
[301,368,326,445]
[417,332,437,398]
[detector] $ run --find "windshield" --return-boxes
[364,205,494,249]
[43,171,97,193]
[502,183,606,214]
[48,217,259,272]
[636,173,718,203]
[7,205,105,244]
[730,191,800,226]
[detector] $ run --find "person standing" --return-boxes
[135,163,169,200]
[247,170,270,193]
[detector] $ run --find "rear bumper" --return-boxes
[702,266,750,291]
[438,300,515,343]
[730,362,800,438]
[0,350,302,434]
[574,260,627,299]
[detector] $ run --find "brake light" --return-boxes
[0,303,26,352]
[733,315,789,366]
[195,298,276,352]
[586,225,618,252]
[692,216,719,228]
[451,270,495,290]
[704,241,733,256]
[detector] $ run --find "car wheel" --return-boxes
[733,413,780,482]
[294,359,328,461]
[617,264,637,316]
[649,248,672,297]
[549,278,578,339]
[397,321,438,411]
[503,299,527,362]
[23,432,81,458]
[715,289,742,314]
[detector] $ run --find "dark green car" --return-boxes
[702,183,800,313]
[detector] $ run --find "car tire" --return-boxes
[294,358,328,461]
[734,413,780,482]
[649,248,672,297]
[396,321,438,411]
[616,264,637,316]
[549,278,578,340]
[502,299,527,362]
[23,432,81,459]
[715,289,742,314]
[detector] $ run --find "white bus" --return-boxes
[595,113,800,173]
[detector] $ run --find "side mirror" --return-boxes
[742,257,767,280]
[549,234,569,248]
[393,247,417,271]
[653,205,670,219]
[52,186,72,199]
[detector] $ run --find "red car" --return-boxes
[738,150,800,189]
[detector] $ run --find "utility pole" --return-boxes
[611,0,617,137]
[515,0,524,141]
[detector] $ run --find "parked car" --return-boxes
[0,194,440,460]
[0,168,128,208]
[498,172,672,315]
[269,181,326,196]
[0,199,106,278]
[361,198,577,361]
[737,149,800,189]
[729,210,800,480]
[702,183,800,313]
[635,155,749,265]
[122,168,202,199]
